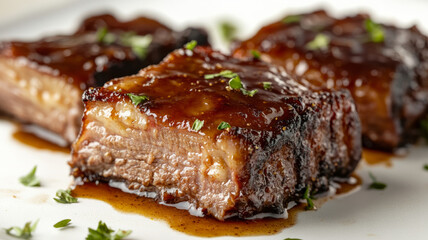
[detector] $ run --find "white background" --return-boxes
[0,1,428,239]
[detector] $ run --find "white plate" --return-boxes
[0,0,428,239]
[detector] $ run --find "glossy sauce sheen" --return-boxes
[86,46,339,138]
[72,178,361,237]
[12,128,70,153]
[0,14,173,90]
[232,10,428,150]
[363,149,394,167]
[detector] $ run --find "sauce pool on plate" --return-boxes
[72,176,361,237]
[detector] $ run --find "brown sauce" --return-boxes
[72,177,361,237]
[335,174,362,195]
[363,149,394,167]
[12,126,70,153]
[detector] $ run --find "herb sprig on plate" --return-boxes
[19,166,40,187]
[5,219,39,239]
[86,221,132,240]
[53,219,72,229]
[54,189,78,204]
[368,172,387,190]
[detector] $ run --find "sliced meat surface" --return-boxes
[0,13,209,143]
[70,46,361,220]
[232,10,428,151]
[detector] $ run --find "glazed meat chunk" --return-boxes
[232,10,428,151]
[70,46,361,220]
[0,13,208,143]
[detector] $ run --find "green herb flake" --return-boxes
[263,82,272,90]
[120,33,152,59]
[217,121,231,130]
[219,21,237,43]
[241,88,258,97]
[204,70,237,80]
[54,219,71,229]
[185,40,197,51]
[54,189,78,204]
[5,219,39,239]
[306,33,330,50]
[365,19,385,43]
[96,27,107,42]
[204,70,257,96]
[96,27,115,44]
[282,15,301,24]
[86,221,132,240]
[250,49,261,59]
[284,238,302,240]
[303,186,315,210]
[424,164,428,171]
[192,119,204,132]
[19,166,40,187]
[127,93,149,106]
[368,172,387,190]
[229,75,243,90]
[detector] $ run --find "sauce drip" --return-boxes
[335,174,362,195]
[12,125,70,153]
[363,149,394,167]
[72,177,361,237]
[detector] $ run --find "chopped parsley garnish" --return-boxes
[95,27,153,58]
[365,19,385,43]
[229,75,243,90]
[53,189,78,204]
[263,82,272,90]
[204,70,237,79]
[217,121,231,130]
[53,219,71,229]
[120,32,152,59]
[241,88,258,97]
[205,70,258,96]
[86,221,132,240]
[129,35,152,59]
[219,21,237,43]
[95,28,152,58]
[127,93,149,106]
[192,119,204,132]
[424,164,428,171]
[5,219,39,239]
[250,49,261,59]
[19,166,40,187]
[306,33,330,50]
[282,15,301,24]
[185,40,197,51]
[368,172,387,190]
[96,27,115,44]
[303,186,315,210]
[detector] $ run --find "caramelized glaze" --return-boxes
[0,14,179,90]
[232,10,428,151]
[72,178,360,237]
[86,46,348,138]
